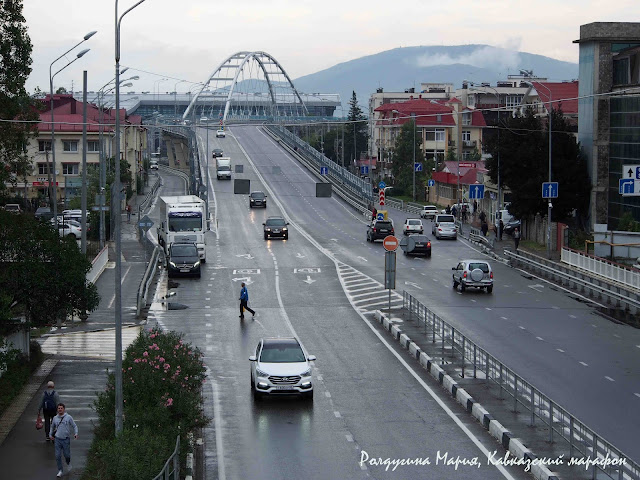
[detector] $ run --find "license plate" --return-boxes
[180,269,190,273]
[380,229,388,233]
[274,386,294,390]
[416,243,423,247]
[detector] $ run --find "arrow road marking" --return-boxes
[330,238,338,242]
[405,281,422,289]
[295,253,305,259]
[303,276,316,285]
[357,256,368,262]
[236,254,254,260]
[529,284,544,292]
[232,277,253,285]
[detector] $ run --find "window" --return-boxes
[462,131,471,142]
[38,163,51,175]
[87,140,100,152]
[462,112,472,125]
[62,163,79,175]
[38,140,52,152]
[506,95,523,108]
[425,129,445,142]
[63,140,78,152]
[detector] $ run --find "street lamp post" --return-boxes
[115,0,147,436]
[521,72,553,259]
[430,99,460,216]
[411,113,416,202]
[174,80,186,119]
[49,31,96,228]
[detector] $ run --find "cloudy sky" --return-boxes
[24,0,637,94]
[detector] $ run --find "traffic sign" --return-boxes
[383,235,399,251]
[361,166,369,175]
[379,189,385,206]
[542,182,558,199]
[320,166,328,175]
[623,164,640,180]
[619,178,640,196]
[414,162,422,172]
[469,184,485,199]
[138,214,154,233]
[428,179,435,187]
[377,212,385,221]
[378,181,386,189]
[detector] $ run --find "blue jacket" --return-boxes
[240,286,248,301]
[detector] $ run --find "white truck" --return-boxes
[216,157,232,180]
[157,195,207,262]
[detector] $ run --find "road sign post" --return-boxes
[469,184,485,200]
[320,166,328,176]
[379,189,385,206]
[542,182,558,199]
[384,250,396,311]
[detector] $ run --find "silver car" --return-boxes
[452,259,493,293]
[432,214,457,239]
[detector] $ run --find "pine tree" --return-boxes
[343,91,368,168]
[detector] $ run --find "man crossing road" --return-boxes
[239,282,255,319]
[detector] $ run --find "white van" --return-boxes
[216,157,231,180]
[495,209,515,229]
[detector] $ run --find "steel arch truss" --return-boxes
[183,51,308,123]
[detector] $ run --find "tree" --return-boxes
[391,120,425,197]
[0,210,99,334]
[343,91,368,168]
[0,1,40,194]
[483,108,590,224]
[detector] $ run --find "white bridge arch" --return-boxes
[183,51,308,124]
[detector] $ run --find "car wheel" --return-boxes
[264,233,268,240]
[253,389,263,401]
[303,391,313,402]
[487,286,493,294]
[427,252,431,258]
[196,271,201,279]
[284,234,288,240]
[460,282,466,292]
[452,279,458,289]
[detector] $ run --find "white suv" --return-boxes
[249,337,316,401]
[452,259,493,293]
[403,218,424,235]
[420,205,438,220]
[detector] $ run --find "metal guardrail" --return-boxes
[139,174,162,218]
[506,249,640,316]
[562,247,640,291]
[402,291,639,480]
[136,246,161,318]
[152,435,180,480]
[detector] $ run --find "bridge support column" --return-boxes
[166,139,176,168]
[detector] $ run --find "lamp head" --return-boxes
[83,31,97,41]
[120,67,129,75]
[130,76,139,81]
[519,69,533,77]
[76,48,90,58]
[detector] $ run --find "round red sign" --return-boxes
[383,235,399,251]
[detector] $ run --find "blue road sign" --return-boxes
[320,166,328,175]
[361,166,369,175]
[542,182,559,199]
[619,178,635,195]
[414,162,423,172]
[377,213,385,221]
[378,181,386,189]
[469,184,485,199]
[428,179,435,187]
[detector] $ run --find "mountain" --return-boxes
[292,45,578,113]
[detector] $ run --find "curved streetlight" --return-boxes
[431,99,461,215]
[174,80,187,118]
[114,0,148,436]
[48,32,96,228]
[521,72,553,259]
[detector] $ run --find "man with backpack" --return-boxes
[38,381,60,442]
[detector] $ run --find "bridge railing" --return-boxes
[561,247,640,291]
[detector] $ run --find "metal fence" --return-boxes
[403,290,639,480]
[562,247,640,291]
[152,435,180,480]
[136,246,161,318]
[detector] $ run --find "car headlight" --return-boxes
[193,261,200,268]
[265,228,271,232]
[282,227,288,231]
[300,368,311,377]
[256,368,269,378]
[169,261,177,268]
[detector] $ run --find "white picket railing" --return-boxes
[561,247,640,291]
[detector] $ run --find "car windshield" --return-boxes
[408,220,421,225]
[412,235,429,242]
[218,165,230,171]
[260,343,306,363]
[438,215,455,223]
[251,192,265,199]
[468,263,489,273]
[375,222,392,228]
[171,245,197,257]
[424,206,437,210]
[266,218,286,226]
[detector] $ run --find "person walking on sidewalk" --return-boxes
[126,204,132,223]
[498,219,504,241]
[50,403,78,478]
[239,282,255,319]
[513,227,521,251]
[38,381,60,442]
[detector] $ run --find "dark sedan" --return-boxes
[212,148,223,158]
[402,234,432,257]
[249,191,267,208]
[503,219,521,235]
[263,217,288,240]
[167,242,201,278]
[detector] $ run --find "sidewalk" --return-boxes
[0,181,158,478]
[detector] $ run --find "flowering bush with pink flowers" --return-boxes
[83,328,209,480]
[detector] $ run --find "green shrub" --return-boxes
[0,340,45,415]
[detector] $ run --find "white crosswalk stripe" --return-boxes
[336,261,403,313]
[40,326,142,359]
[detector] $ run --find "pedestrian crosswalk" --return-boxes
[336,262,403,313]
[40,326,142,359]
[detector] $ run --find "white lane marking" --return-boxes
[557,349,565,353]
[211,379,226,480]
[325,391,331,398]
[206,323,212,327]
[613,334,621,338]
[348,285,380,294]
[352,294,391,303]
[519,326,526,330]
[536,337,544,341]
[334,411,341,418]
[501,316,508,320]
[107,265,132,309]
[605,376,615,382]
[569,315,577,318]
[580,361,589,367]
[552,306,559,309]
[634,393,640,399]
[485,307,492,311]
[346,434,353,442]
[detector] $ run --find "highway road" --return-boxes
[146,124,639,479]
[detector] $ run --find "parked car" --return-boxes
[403,218,424,235]
[503,219,521,236]
[167,242,201,278]
[366,219,394,242]
[402,234,431,257]
[249,191,267,208]
[420,205,438,220]
[452,259,493,293]
[216,129,226,138]
[212,148,223,158]
[249,337,316,401]
[150,161,159,170]
[3,204,22,213]
[35,206,53,221]
[52,219,82,239]
[432,214,457,239]
[263,216,288,240]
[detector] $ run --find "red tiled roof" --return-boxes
[39,95,140,132]
[375,98,486,127]
[535,81,578,115]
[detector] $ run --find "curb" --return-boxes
[0,358,58,447]
[373,310,559,480]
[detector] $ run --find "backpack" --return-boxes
[43,391,56,413]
